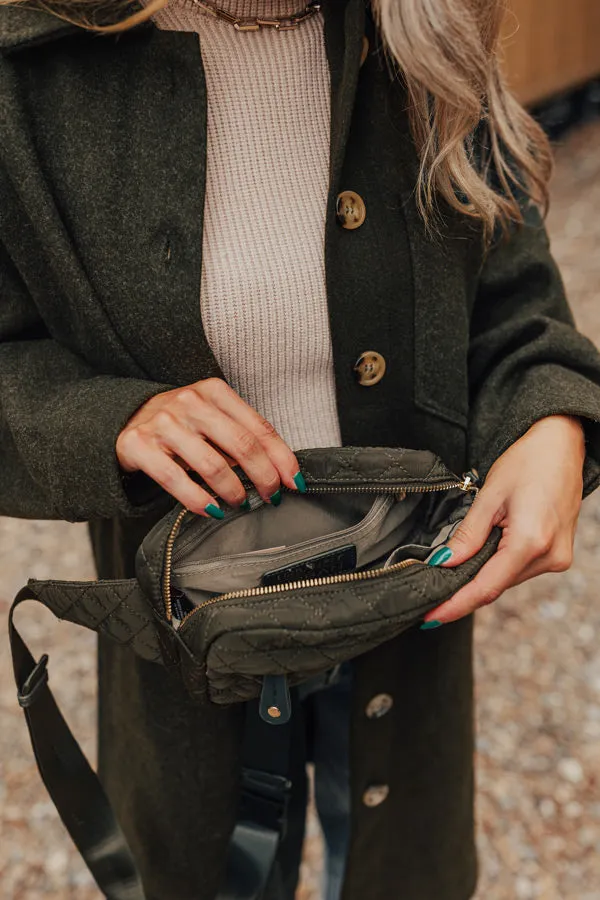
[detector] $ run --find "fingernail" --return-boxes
[269,490,282,507]
[293,471,307,493]
[239,499,251,511]
[427,546,453,567]
[420,620,443,631]
[205,503,225,519]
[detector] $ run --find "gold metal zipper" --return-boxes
[176,554,423,630]
[163,507,189,623]
[162,473,477,626]
[253,477,477,495]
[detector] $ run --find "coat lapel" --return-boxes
[2,11,226,385]
[0,1,370,390]
[74,24,228,386]
[323,0,478,448]
[321,0,421,446]
[323,0,365,198]
[0,5,79,52]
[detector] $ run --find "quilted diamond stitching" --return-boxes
[183,530,500,686]
[38,580,162,662]
[292,447,442,486]
[203,535,501,703]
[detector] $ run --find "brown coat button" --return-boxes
[360,35,369,67]
[365,693,394,719]
[362,784,390,808]
[336,191,366,230]
[353,351,386,386]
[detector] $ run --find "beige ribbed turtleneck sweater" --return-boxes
[140,0,342,452]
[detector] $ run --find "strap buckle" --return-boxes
[17,654,49,708]
[240,767,292,835]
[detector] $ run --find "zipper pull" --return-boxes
[259,675,292,725]
[459,469,480,492]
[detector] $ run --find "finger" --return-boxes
[511,536,574,587]
[153,415,249,509]
[123,436,225,517]
[441,485,505,567]
[205,445,238,468]
[197,379,303,491]
[421,536,531,626]
[175,387,283,502]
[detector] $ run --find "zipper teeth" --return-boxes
[280,480,468,494]
[162,477,476,624]
[163,507,188,623]
[177,556,423,630]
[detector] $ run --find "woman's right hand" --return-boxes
[116,378,305,517]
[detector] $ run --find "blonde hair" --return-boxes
[5,0,552,237]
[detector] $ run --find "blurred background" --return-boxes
[1,1,600,898]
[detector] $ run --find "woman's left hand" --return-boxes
[421,414,586,627]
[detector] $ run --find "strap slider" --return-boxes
[240,768,292,833]
[17,654,49,708]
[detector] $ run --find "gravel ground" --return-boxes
[1,120,600,899]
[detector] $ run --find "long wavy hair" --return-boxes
[3,0,552,236]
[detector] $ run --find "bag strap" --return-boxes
[222,699,295,899]
[9,587,147,900]
[20,577,165,663]
[9,586,293,900]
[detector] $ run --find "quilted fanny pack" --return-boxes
[8,446,501,900]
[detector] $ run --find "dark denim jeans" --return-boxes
[305,663,352,900]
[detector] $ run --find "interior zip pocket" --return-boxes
[172,494,400,594]
[172,491,264,565]
[382,515,466,569]
[163,475,477,625]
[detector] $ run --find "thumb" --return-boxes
[441,489,500,566]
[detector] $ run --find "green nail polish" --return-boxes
[269,490,282,507]
[420,620,443,631]
[427,546,453,567]
[205,503,225,519]
[293,471,307,493]
[239,499,251,511]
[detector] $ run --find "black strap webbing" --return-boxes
[9,588,146,900]
[9,587,293,900]
[222,700,295,900]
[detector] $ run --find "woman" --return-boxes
[1,0,600,898]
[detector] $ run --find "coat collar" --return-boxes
[0,0,151,53]
[0,0,362,54]
[0,0,367,203]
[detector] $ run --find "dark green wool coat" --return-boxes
[2,1,600,898]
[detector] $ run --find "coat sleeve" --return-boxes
[468,201,600,499]
[0,242,175,522]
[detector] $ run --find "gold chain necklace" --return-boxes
[187,0,321,31]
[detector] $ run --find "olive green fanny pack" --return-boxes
[15,446,499,712]
[8,446,501,899]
